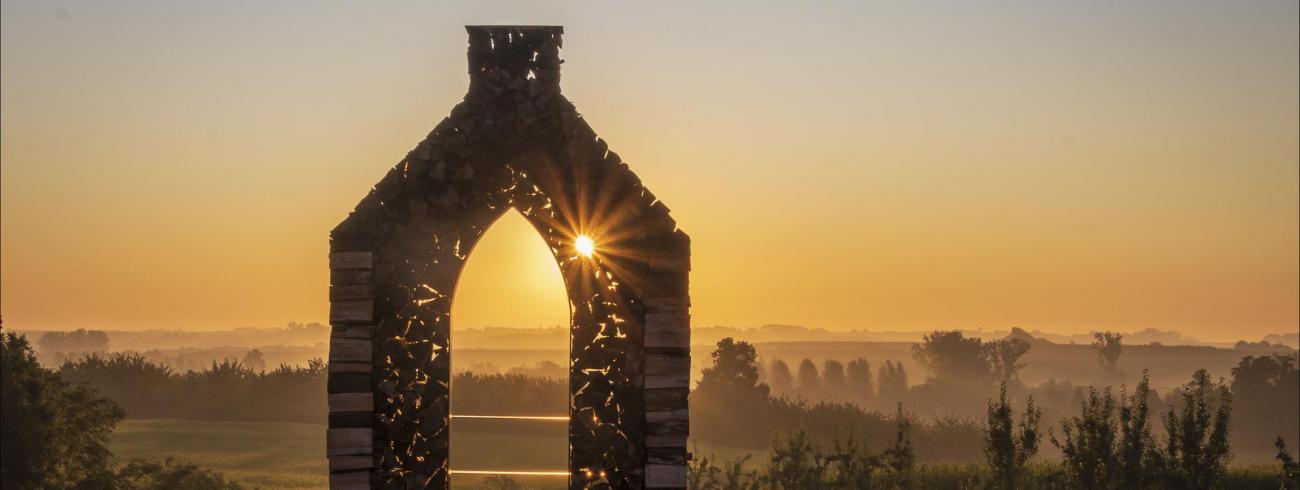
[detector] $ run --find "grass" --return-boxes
[110,419,327,489]
[113,419,1283,489]
[110,419,753,490]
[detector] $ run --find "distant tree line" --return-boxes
[53,352,570,425]
[690,336,1300,490]
[753,330,1297,460]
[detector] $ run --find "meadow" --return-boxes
[110,419,1282,489]
[108,419,756,490]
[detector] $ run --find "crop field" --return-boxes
[108,419,755,490]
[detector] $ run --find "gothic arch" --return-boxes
[326,26,690,490]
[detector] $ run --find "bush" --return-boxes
[1047,372,1158,489]
[115,458,245,490]
[1278,438,1300,490]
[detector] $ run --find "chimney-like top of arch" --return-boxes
[465,25,564,97]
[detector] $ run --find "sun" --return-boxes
[574,235,596,258]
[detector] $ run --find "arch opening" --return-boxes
[449,209,570,487]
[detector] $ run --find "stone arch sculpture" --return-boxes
[326,26,691,490]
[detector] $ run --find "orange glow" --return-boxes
[0,4,1296,341]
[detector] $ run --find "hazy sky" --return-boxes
[2,1,1297,341]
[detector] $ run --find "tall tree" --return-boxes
[877,360,909,402]
[797,359,820,395]
[1230,354,1299,449]
[985,383,1042,490]
[846,358,873,403]
[986,338,1031,387]
[768,359,793,396]
[822,359,846,397]
[2,324,124,489]
[1158,369,1232,489]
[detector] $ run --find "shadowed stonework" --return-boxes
[326,26,691,490]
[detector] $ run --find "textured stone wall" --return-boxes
[326,26,690,490]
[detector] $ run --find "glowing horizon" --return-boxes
[1,2,1297,343]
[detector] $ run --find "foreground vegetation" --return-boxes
[688,337,1300,489]
[1,326,244,489]
[11,322,1299,489]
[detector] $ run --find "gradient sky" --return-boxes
[2,1,1297,341]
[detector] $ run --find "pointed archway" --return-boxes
[326,26,691,490]
[448,209,568,484]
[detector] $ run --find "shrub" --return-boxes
[1276,438,1299,490]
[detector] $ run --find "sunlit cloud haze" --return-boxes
[2,1,1297,341]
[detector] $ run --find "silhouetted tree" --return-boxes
[768,359,794,396]
[696,338,770,403]
[985,338,1031,387]
[37,328,110,364]
[1157,369,1231,489]
[797,359,820,395]
[1118,372,1157,488]
[1043,372,1159,490]
[1,325,124,488]
[241,349,267,372]
[913,330,991,386]
[1230,354,1299,450]
[822,359,846,398]
[985,383,1041,490]
[846,358,873,403]
[1091,332,1123,382]
[878,360,909,402]
[1051,386,1119,489]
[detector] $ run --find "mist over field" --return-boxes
[5,320,1297,488]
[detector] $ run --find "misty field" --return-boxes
[110,419,1283,489]
[108,419,753,490]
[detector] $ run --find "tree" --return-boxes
[37,329,110,364]
[695,338,770,403]
[1091,332,1123,382]
[845,358,873,403]
[1117,373,1156,488]
[1,325,124,489]
[985,338,1031,387]
[912,330,991,386]
[984,383,1041,490]
[822,359,846,398]
[1230,354,1299,449]
[797,359,820,395]
[242,349,267,372]
[877,360,909,402]
[1157,369,1231,489]
[768,359,793,396]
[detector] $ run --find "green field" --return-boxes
[110,419,1282,489]
[109,419,754,490]
[110,420,329,489]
